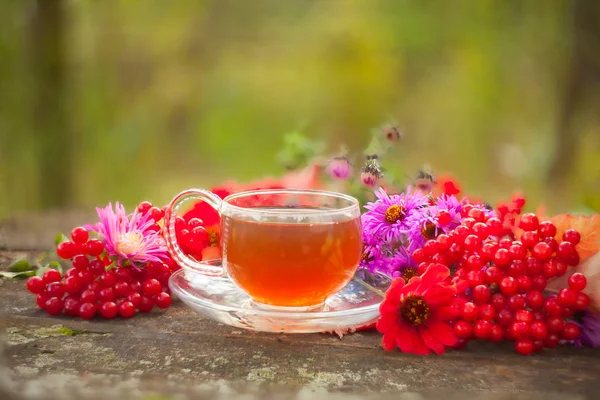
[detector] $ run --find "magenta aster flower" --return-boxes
[580,312,600,348]
[435,195,463,228]
[362,187,428,243]
[87,202,169,265]
[404,205,441,255]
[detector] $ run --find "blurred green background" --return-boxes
[1,0,599,220]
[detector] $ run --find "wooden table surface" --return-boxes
[1,211,599,400]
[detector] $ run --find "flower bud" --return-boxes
[360,160,383,188]
[325,157,352,180]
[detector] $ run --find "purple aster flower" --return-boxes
[87,202,169,265]
[362,186,428,243]
[404,205,441,255]
[359,243,385,274]
[580,312,600,347]
[325,157,352,180]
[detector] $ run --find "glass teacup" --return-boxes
[164,189,362,309]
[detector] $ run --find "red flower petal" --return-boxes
[427,319,458,347]
[420,264,450,288]
[381,329,397,351]
[400,276,423,296]
[396,323,430,355]
[435,305,460,322]
[420,326,445,355]
[379,299,400,315]
[376,314,398,334]
[423,284,456,307]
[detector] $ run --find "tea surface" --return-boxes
[222,216,362,307]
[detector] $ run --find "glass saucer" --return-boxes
[168,265,392,333]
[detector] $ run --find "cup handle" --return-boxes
[163,188,225,276]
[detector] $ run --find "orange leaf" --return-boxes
[549,214,600,261]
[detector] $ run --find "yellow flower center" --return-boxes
[385,205,405,224]
[421,221,438,239]
[401,267,418,283]
[399,295,430,326]
[117,231,144,255]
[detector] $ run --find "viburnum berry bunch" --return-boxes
[25,201,191,319]
[410,202,589,355]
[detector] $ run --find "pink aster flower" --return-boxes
[87,202,169,265]
[362,186,428,243]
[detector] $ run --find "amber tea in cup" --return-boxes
[164,189,362,308]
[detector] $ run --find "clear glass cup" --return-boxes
[164,189,362,309]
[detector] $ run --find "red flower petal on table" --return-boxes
[376,264,458,355]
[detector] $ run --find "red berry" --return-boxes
[99,271,117,287]
[543,260,558,278]
[64,296,81,317]
[494,248,512,267]
[543,297,562,317]
[468,208,486,223]
[26,276,45,294]
[46,282,65,298]
[99,302,118,319]
[79,302,96,320]
[147,207,164,222]
[461,204,474,218]
[562,307,575,318]
[561,322,581,341]
[531,274,548,291]
[137,201,153,214]
[118,301,136,318]
[519,213,539,231]
[564,252,580,267]
[36,293,49,309]
[80,289,97,304]
[557,288,577,307]
[114,281,131,297]
[568,273,587,291]
[562,229,581,245]
[508,295,526,311]
[461,302,479,322]
[544,333,560,348]
[555,260,568,277]
[126,292,142,308]
[509,243,527,260]
[484,266,502,284]
[515,309,533,324]
[64,276,82,294]
[99,287,115,302]
[574,292,590,311]
[88,259,104,275]
[532,242,552,261]
[497,309,514,327]
[537,221,557,239]
[57,241,77,259]
[515,339,534,355]
[72,255,89,270]
[143,279,162,296]
[65,268,78,278]
[70,227,89,244]
[516,275,532,293]
[412,248,427,264]
[507,260,526,277]
[437,234,452,251]
[532,311,545,322]
[473,319,492,340]
[437,210,452,226]
[479,304,496,321]
[466,271,484,288]
[526,257,543,276]
[85,239,105,257]
[510,322,529,339]
[490,324,504,342]
[453,320,473,339]
[155,292,172,309]
[499,276,518,296]
[481,242,499,261]
[491,293,506,310]
[557,241,576,260]
[499,238,513,250]
[525,290,544,310]
[462,217,476,229]
[521,231,540,248]
[138,295,155,312]
[129,281,142,293]
[42,269,62,284]
[466,254,484,270]
[78,269,94,285]
[472,222,489,240]
[543,237,558,252]
[486,218,503,236]
[546,316,564,332]
[472,285,491,304]
[45,297,64,316]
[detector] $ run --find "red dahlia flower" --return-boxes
[376,264,459,355]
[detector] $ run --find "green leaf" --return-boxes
[0,270,36,279]
[54,233,69,246]
[48,261,63,274]
[8,258,35,272]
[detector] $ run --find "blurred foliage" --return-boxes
[0,0,598,220]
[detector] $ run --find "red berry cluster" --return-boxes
[413,205,589,355]
[26,201,179,320]
[174,216,221,261]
